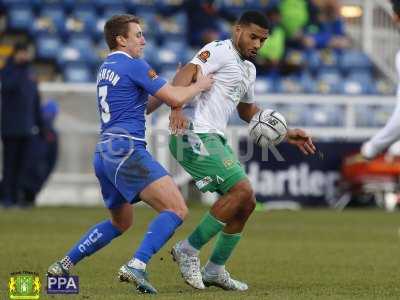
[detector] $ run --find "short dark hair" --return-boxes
[391,0,400,16]
[104,14,140,50]
[237,11,270,31]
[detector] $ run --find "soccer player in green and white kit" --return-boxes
[169,11,316,291]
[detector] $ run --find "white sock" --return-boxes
[180,239,199,256]
[128,258,146,270]
[204,261,225,275]
[60,256,74,271]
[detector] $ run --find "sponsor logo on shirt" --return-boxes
[197,50,210,63]
[148,69,158,80]
[195,176,213,190]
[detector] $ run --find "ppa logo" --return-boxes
[47,276,79,294]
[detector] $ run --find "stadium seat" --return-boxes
[374,78,396,95]
[7,6,34,32]
[63,63,93,82]
[304,104,345,127]
[372,105,396,127]
[340,49,372,74]
[315,69,342,94]
[2,0,35,8]
[254,77,276,94]
[274,103,308,127]
[94,0,125,11]
[280,75,305,94]
[125,0,157,12]
[35,35,62,61]
[354,105,395,127]
[69,6,97,36]
[340,78,372,95]
[38,5,67,38]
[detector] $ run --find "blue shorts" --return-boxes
[93,136,169,209]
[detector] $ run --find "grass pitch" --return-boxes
[1,205,400,299]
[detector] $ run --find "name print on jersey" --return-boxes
[97,68,121,86]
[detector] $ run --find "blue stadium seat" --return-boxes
[7,6,34,31]
[157,46,181,69]
[340,77,372,95]
[375,78,396,95]
[38,5,67,38]
[315,69,342,94]
[156,0,184,10]
[319,49,339,70]
[102,5,126,19]
[2,0,35,8]
[57,45,86,67]
[280,75,305,94]
[254,77,276,94]
[219,0,247,17]
[158,13,187,40]
[372,105,396,127]
[68,34,99,66]
[94,0,125,11]
[355,105,395,127]
[125,0,157,12]
[304,104,345,127]
[35,35,62,60]
[340,49,372,74]
[69,6,97,36]
[274,103,308,127]
[63,63,94,82]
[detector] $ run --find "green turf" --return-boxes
[1,205,400,299]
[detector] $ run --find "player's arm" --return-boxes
[237,102,261,123]
[168,63,199,133]
[154,68,212,108]
[146,95,163,115]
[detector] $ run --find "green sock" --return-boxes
[209,232,241,265]
[188,212,225,250]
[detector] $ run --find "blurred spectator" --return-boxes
[256,6,286,74]
[21,100,59,207]
[160,0,236,47]
[279,0,309,45]
[0,42,44,208]
[303,0,350,49]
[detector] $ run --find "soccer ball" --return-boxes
[248,109,288,147]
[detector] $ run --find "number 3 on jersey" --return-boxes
[98,85,110,123]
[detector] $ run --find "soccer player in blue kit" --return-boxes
[47,14,213,294]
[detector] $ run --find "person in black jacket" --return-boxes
[0,42,43,207]
[21,100,59,207]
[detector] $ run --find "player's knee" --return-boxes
[170,204,188,220]
[112,218,132,233]
[233,180,255,204]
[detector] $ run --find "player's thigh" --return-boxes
[139,175,187,219]
[170,133,247,194]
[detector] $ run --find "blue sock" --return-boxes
[134,211,183,263]
[67,220,122,265]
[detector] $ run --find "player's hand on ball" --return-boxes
[286,128,316,155]
[169,108,189,135]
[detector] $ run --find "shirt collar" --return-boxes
[228,39,245,61]
[108,51,133,59]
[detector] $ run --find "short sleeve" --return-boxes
[128,59,167,95]
[241,63,256,103]
[190,41,227,75]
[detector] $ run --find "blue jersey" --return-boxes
[96,51,166,139]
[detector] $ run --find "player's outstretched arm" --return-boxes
[237,102,261,123]
[286,128,316,155]
[154,70,213,108]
